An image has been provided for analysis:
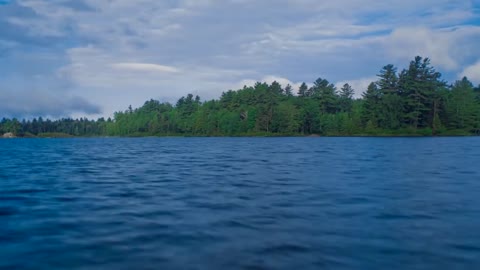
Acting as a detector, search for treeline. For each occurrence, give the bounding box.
[0,117,110,137]
[2,56,480,137]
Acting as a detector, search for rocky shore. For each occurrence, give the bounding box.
[1,132,16,138]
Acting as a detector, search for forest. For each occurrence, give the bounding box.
[2,56,480,137]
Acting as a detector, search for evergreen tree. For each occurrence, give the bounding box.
[339,83,355,113]
[298,82,308,97]
[398,56,444,130]
[377,64,399,95]
[362,82,381,128]
[285,84,294,97]
[376,64,403,129]
[446,77,479,131]
[311,78,338,114]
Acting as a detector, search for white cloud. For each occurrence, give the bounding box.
[460,61,480,84]
[384,26,480,71]
[57,45,257,115]
[335,77,376,98]
[112,63,180,73]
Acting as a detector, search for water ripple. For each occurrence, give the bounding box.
[1,137,480,270]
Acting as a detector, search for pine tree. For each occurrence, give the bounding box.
[339,83,355,113]
[398,56,444,130]
[446,77,478,130]
[377,64,399,95]
[298,82,308,97]
[376,64,403,129]
[311,78,338,114]
[362,82,381,127]
[285,84,294,97]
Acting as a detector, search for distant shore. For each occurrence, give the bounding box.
[2,132,479,139]
[2,56,480,139]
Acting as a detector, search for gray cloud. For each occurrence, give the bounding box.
[0,90,102,118]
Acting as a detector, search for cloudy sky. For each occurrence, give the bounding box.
[1,0,480,118]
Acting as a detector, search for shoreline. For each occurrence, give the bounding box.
[2,133,479,139]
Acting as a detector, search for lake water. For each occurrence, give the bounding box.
[1,137,480,269]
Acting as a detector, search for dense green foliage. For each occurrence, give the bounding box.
[2,56,480,137]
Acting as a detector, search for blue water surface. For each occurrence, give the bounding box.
[1,137,480,270]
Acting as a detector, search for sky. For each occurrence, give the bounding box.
[1,0,480,119]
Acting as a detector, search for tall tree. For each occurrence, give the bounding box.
[376,64,403,129]
[269,81,284,96]
[446,77,479,130]
[284,84,294,97]
[377,64,399,95]
[311,78,338,114]
[298,82,308,97]
[339,83,355,113]
[398,56,444,130]
[362,82,381,128]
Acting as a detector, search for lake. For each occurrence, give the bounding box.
[1,137,480,269]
